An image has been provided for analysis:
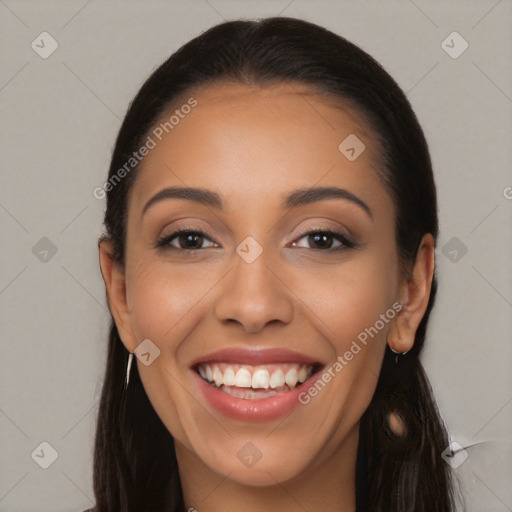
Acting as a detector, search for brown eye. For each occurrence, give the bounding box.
[176,232,205,250]
[292,230,355,250]
[308,232,335,249]
[156,229,216,251]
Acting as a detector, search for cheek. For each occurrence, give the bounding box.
[125,259,216,343]
[123,260,222,445]
[289,253,398,349]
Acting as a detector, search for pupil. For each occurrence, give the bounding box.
[310,233,332,248]
[181,233,202,249]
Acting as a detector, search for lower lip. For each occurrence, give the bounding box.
[192,369,319,422]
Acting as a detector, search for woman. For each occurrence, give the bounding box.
[92,17,460,512]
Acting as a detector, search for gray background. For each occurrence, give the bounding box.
[1,0,511,511]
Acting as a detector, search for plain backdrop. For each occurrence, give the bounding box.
[1,1,511,511]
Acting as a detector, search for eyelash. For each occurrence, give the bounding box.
[155,227,358,253]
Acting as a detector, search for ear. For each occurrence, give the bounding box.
[388,233,435,353]
[98,239,137,353]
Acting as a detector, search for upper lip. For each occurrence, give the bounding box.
[190,347,324,368]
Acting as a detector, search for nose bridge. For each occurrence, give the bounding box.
[213,244,294,332]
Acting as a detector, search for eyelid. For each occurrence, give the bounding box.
[171,225,217,241]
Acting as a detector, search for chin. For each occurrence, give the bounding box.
[197,439,316,487]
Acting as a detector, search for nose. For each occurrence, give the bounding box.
[214,251,294,334]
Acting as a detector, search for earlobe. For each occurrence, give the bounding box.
[388,233,435,353]
[98,239,137,352]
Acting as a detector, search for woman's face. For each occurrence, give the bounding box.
[107,82,404,485]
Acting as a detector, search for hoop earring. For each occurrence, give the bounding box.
[125,352,133,388]
[389,346,409,364]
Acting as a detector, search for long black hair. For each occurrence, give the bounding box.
[94,17,461,511]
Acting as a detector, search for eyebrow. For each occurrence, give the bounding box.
[141,185,373,220]
[283,186,373,219]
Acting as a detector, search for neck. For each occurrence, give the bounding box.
[176,427,359,512]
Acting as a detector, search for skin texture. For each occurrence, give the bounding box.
[99,82,434,512]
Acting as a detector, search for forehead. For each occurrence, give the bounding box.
[129,81,387,212]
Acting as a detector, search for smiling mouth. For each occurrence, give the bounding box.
[194,362,322,399]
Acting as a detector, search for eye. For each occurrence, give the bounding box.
[155,228,356,253]
[290,230,356,250]
[156,229,217,251]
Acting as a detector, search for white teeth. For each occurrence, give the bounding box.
[269,369,285,389]
[223,366,236,386]
[298,366,308,383]
[285,368,298,388]
[213,365,223,387]
[252,369,270,389]
[196,362,315,391]
[235,368,252,388]
[221,387,279,400]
